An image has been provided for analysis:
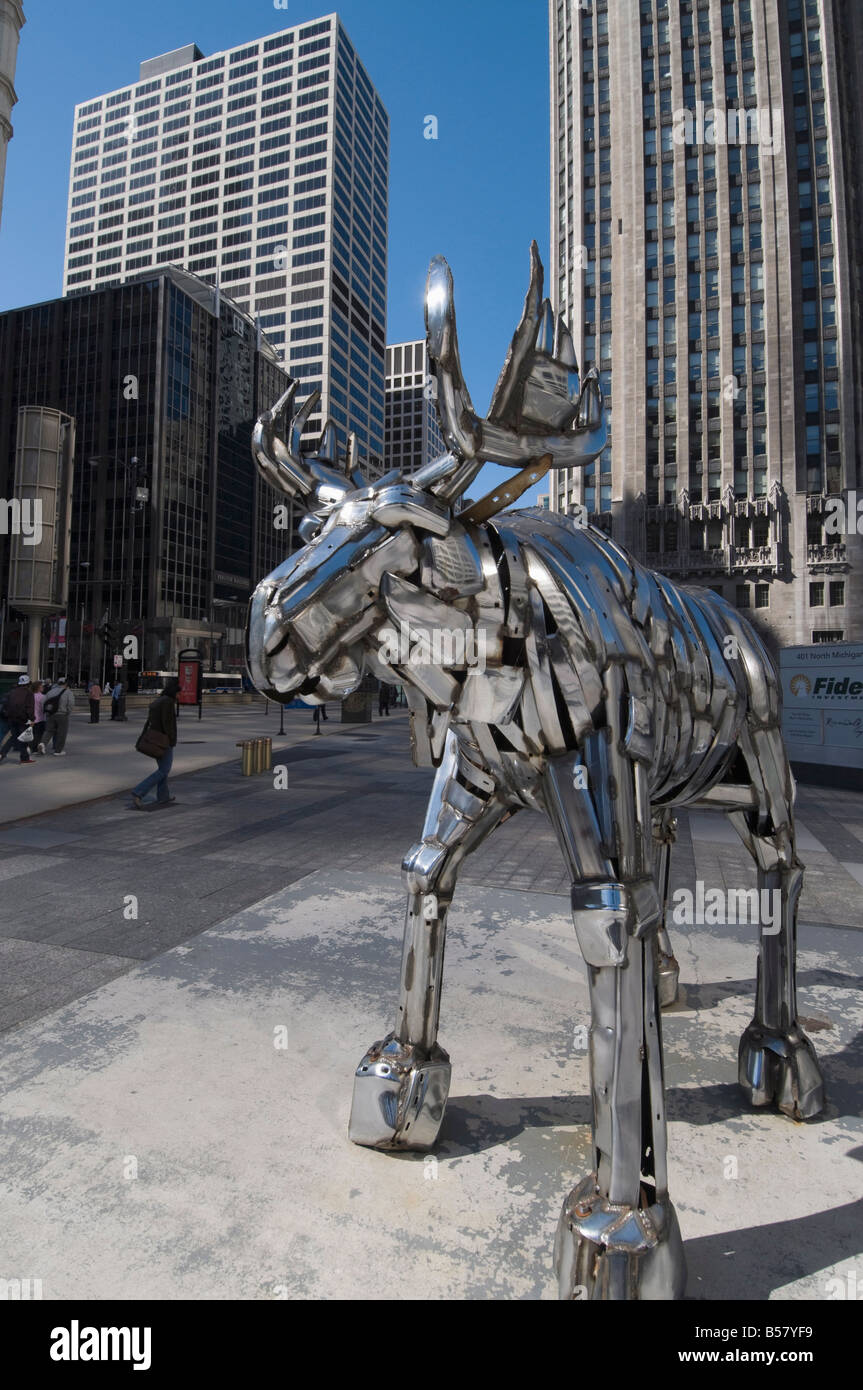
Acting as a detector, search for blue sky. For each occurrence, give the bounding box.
[0,0,551,501]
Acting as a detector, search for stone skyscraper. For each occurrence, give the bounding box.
[0,0,25,232]
[62,14,388,473]
[549,0,862,650]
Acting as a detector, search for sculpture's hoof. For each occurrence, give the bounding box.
[553,1175,687,1300]
[657,952,680,1008]
[738,1022,824,1120]
[348,1033,451,1150]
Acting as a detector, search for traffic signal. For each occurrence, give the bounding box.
[99,619,119,650]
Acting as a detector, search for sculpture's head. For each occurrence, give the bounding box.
[247,242,607,705]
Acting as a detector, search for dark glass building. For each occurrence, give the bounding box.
[0,266,291,680]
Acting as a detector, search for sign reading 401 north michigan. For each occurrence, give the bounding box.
[780,643,863,765]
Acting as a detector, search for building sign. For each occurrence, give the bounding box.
[780,643,863,767]
[213,571,250,588]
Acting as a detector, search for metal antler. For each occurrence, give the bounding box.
[252,381,355,513]
[425,241,607,494]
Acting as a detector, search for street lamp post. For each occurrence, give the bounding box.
[76,562,89,686]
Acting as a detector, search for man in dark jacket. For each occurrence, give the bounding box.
[0,676,36,764]
[130,677,179,809]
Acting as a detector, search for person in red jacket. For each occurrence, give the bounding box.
[88,679,102,723]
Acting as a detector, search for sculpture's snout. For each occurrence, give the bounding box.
[247,584,306,701]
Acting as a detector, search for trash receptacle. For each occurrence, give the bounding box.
[340,674,376,723]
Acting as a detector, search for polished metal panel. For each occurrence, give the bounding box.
[246,241,825,1301]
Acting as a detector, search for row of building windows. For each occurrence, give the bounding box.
[76,27,336,118]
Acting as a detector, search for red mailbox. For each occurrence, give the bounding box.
[177,648,203,720]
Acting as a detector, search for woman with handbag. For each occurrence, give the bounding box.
[130,677,180,809]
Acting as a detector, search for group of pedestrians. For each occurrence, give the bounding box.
[0,675,75,763]
[0,668,179,808]
[87,679,127,722]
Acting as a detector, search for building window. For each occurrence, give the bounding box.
[754,584,769,609]
[812,630,844,643]
[829,581,845,606]
[736,585,750,608]
[809,582,824,607]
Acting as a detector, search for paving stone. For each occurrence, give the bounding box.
[1,716,862,1036]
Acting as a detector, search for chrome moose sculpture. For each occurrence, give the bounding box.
[246,243,824,1300]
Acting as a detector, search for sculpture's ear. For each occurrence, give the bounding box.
[370,484,451,536]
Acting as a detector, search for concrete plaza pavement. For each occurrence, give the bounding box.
[0,699,353,824]
[0,715,861,1299]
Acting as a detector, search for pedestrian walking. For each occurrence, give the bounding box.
[111,679,125,721]
[42,676,75,755]
[88,680,102,723]
[32,680,47,753]
[0,674,36,764]
[378,681,391,717]
[131,676,179,809]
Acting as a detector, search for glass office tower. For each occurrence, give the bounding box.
[62,14,388,475]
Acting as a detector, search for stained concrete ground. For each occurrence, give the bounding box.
[0,712,861,1300]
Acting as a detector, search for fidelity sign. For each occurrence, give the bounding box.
[780,643,863,760]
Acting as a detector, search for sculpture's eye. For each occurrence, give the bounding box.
[298,515,323,544]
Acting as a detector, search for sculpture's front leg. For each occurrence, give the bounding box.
[349,731,509,1150]
[554,922,686,1300]
[543,742,687,1300]
[347,889,454,1151]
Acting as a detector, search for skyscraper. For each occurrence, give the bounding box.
[549,0,862,650]
[384,339,445,475]
[0,0,25,232]
[62,14,388,473]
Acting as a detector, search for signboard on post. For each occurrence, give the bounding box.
[177,648,203,721]
[113,655,122,668]
[780,643,863,771]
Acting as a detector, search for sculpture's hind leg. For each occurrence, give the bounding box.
[349,730,509,1150]
[652,809,680,1007]
[543,734,687,1300]
[729,723,824,1120]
